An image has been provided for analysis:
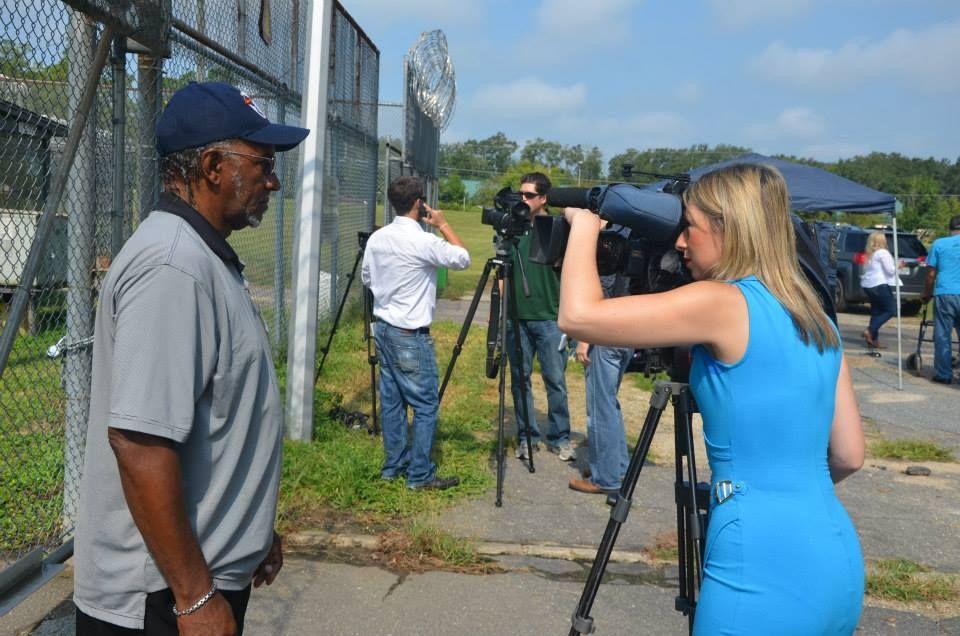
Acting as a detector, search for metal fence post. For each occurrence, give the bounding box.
[137,54,161,222]
[286,0,333,440]
[110,36,127,257]
[273,101,287,357]
[62,12,98,533]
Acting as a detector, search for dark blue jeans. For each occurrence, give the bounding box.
[933,294,960,381]
[506,319,571,445]
[374,323,439,487]
[863,284,896,341]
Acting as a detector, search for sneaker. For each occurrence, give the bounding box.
[932,376,953,385]
[515,440,539,459]
[548,441,577,462]
[408,476,460,490]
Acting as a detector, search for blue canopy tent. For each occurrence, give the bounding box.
[653,153,906,387]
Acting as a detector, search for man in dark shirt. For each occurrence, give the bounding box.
[506,172,574,462]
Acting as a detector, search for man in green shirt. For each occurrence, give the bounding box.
[506,172,574,461]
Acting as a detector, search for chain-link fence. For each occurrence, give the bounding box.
[318,5,379,321]
[0,0,378,609]
[378,101,404,223]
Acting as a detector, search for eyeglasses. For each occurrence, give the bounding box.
[519,191,541,200]
[222,150,276,175]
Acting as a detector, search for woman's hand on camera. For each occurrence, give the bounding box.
[563,207,598,228]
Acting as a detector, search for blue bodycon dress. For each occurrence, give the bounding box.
[689,276,864,635]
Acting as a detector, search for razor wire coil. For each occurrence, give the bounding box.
[406,30,455,131]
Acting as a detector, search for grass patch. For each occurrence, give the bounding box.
[645,531,679,562]
[281,318,501,531]
[866,559,959,602]
[631,371,669,393]
[435,207,496,301]
[0,328,68,553]
[868,439,955,462]
[374,520,498,573]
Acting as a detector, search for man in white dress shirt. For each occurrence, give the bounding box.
[361,176,471,489]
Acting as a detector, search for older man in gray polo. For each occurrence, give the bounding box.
[73,82,308,635]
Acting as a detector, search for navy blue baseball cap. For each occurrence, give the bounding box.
[156,82,309,156]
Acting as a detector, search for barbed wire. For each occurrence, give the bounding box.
[406,30,455,131]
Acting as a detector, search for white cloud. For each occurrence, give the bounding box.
[751,19,960,93]
[707,0,814,30]
[535,0,640,43]
[470,78,587,117]
[745,107,825,141]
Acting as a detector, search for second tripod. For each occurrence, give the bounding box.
[437,241,538,507]
[314,231,379,435]
[570,381,710,636]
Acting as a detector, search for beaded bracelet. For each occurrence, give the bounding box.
[172,583,218,617]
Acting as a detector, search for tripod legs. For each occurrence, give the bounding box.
[363,288,379,435]
[569,382,707,636]
[315,246,362,383]
[314,244,379,435]
[438,259,495,404]
[435,254,537,507]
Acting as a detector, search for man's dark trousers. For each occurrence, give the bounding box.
[75,586,251,635]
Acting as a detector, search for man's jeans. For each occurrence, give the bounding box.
[374,323,438,487]
[933,294,960,381]
[863,284,896,341]
[506,319,570,446]
[585,344,632,490]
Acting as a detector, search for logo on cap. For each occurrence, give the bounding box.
[241,91,266,119]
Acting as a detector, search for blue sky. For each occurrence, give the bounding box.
[345,0,960,164]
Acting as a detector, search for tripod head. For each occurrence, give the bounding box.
[358,228,376,250]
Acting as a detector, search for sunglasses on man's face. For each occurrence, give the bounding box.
[222,150,276,176]
[519,191,541,200]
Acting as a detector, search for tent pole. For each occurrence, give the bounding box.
[892,212,903,390]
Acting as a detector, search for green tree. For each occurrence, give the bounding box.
[581,146,604,182]
[0,38,36,77]
[520,137,563,168]
[439,131,518,178]
[439,172,466,208]
[607,144,751,184]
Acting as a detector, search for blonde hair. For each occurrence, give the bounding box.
[682,163,839,351]
[865,231,887,259]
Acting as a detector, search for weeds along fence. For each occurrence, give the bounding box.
[0,0,378,609]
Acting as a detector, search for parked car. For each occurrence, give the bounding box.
[834,225,929,314]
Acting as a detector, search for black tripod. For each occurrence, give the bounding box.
[314,231,379,435]
[437,239,537,507]
[570,381,710,635]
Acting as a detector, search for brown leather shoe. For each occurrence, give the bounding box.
[568,478,613,494]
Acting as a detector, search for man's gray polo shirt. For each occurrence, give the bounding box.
[74,194,283,629]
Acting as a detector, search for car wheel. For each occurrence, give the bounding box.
[834,280,848,313]
[901,300,923,317]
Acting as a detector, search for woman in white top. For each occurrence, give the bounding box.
[860,231,899,348]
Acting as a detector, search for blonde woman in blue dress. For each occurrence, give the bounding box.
[558,163,866,635]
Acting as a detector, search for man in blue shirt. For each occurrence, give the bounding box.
[922,214,960,384]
